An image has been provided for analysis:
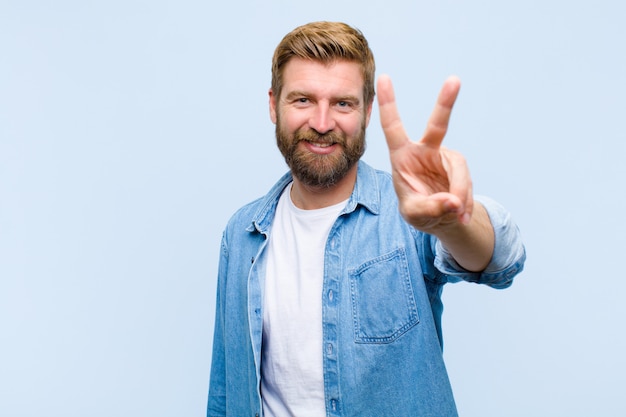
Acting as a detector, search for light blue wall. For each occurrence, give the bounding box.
[2,1,625,415]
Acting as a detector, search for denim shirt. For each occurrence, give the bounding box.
[207,161,526,417]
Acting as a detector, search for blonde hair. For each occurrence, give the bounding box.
[271,21,376,105]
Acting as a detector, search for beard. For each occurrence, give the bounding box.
[276,117,367,188]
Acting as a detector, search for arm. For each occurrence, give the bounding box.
[207,234,228,416]
[377,75,493,271]
[433,195,526,287]
[433,201,494,272]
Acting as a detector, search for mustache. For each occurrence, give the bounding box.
[294,129,345,145]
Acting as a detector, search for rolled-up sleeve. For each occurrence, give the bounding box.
[433,196,526,289]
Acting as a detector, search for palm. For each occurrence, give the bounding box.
[392,142,449,195]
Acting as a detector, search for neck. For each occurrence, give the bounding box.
[290,166,357,210]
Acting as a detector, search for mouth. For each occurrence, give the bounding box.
[301,139,338,155]
[307,140,334,148]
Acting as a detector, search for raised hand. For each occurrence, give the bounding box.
[377,74,472,233]
[377,74,494,271]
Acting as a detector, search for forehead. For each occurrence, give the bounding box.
[280,58,364,100]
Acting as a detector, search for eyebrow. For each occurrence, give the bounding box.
[284,91,308,101]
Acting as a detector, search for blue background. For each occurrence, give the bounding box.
[2,1,625,415]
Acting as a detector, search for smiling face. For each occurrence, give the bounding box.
[270,58,372,189]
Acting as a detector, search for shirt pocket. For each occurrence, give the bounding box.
[348,247,420,344]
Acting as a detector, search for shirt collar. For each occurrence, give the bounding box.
[248,160,381,233]
[345,161,380,216]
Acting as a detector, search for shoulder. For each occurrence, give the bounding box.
[223,171,293,236]
[224,196,264,231]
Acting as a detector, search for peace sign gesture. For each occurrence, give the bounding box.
[377,75,494,271]
[378,75,470,230]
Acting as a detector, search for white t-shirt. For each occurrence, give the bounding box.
[261,183,347,417]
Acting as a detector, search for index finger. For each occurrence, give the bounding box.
[421,76,461,148]
[377,74,409,151]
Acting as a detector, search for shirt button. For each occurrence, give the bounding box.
[331,399,338,411]
[328,290,334,301]
[326,343,333,355]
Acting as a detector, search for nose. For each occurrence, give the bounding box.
[309,102,336,134]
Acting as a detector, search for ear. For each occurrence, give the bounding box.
[269,88,277,124]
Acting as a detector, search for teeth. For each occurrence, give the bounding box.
[309,141,332,148]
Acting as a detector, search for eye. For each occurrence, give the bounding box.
[291,97,311,108]
[336,100,355,111]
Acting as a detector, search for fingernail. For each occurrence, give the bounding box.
[443,201,457,213]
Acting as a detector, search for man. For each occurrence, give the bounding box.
[208,21,525,417]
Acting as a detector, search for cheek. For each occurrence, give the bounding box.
[279,111,310,133]
[340,116,366,137]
